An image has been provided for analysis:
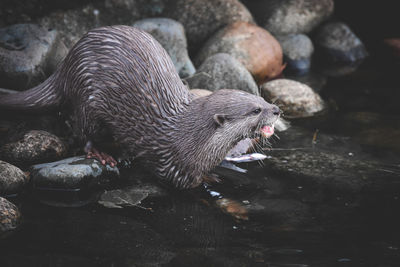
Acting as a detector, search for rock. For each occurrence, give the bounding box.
[196,22,284,83]
[99,184,167,209]
[162,0,254,53]
[262,125,400,198]
[187,53,259,95]
[30,155,119,190]
[36,5,104,50]
[276,34,314,76]
[313,22,368,76]
[0,197,21,237]
[0,160,28,196]
[0,23,67,90]
[264,149,387,194]
[242,0,334,35]
[190,89,212,98]
[132,18,195,78]
[0,130,67,165]
[36,1,159,50]
[261,79,325,118]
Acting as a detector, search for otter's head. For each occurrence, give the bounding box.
[199,89,280,144]
[165,89,281,188]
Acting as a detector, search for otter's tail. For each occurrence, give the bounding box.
[0,74,62,113]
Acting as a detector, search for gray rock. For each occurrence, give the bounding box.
[99,184,167,209]
[0,24,67,90]
[0,130,67,165]
[265,149,385,194]
[36,1,159,50]
[0,160,28,196]
[162,0,254,52]
[261,79,325,118]
[132,18,195,78]
[276,34,314,76]
[0,197,21,237]
[186,53,259,95]
[30,156,120,190]
[261,125,400,198]
[242,0,334,35]
[37,5,104,50]
[313,22,368,76]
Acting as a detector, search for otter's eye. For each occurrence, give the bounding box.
[252,108,262,115]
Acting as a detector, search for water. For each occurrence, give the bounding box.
[1,61,400,266]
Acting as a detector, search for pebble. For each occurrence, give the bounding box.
[276,33,314,76]
[162,0,254,53]
[196,21,284,83]
[0,130,67,165]
[0,197,21,237]
[132,18,195,78]
[313,22,368,76]
[186,53,259,95]
[261,79,325,118]
[30,155,120,190]
[0,160,28,196]
[0,23,67,90]
[242,0,334,35]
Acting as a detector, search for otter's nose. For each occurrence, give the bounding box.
[271,105,281,116]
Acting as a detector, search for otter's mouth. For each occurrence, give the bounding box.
[259,124,275,138]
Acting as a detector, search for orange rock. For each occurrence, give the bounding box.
[196,21,284,83]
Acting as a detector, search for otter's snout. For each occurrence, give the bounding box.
[265,104,281,118]
[271,105,281,116]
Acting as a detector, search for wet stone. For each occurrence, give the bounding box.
[37,5,105,50]
[0,23,67,90]
[162,0,254,53]
[30,156,120,190]
[261,79,325,118]
[99,184,167,209]
[186,53,259,95]
[133,18,195,78]
[242,0,334,35]
[0,130,67,166]
[313,22,368,76]
[0,197,21,237]
[264,149,388,195]
[0,160,28,196]
[196,21,284,83]
[276,34,314,76]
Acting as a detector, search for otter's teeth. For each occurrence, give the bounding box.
[261,125,274,138]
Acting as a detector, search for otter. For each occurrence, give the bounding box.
[0,25,280,189]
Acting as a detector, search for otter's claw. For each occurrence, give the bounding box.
[85,141,117,167]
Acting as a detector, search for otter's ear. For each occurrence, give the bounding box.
[213,114,226,127]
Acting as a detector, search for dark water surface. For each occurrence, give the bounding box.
[1,62,400,266]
